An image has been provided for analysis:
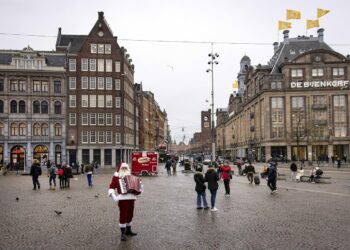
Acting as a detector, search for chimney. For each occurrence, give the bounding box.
[98,11,104,20]
[283,30,290,43]
[58,27,61,35]
[317,28,324,42]
[273,42,279,53]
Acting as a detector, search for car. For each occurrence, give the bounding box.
[203,159,211,165]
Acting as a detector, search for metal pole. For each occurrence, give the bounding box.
[211,43,216,163]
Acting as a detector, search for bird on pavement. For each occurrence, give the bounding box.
[94,194,99,198]
[66,196,72,199]
[54,210,62,215]
[16,197,19,201]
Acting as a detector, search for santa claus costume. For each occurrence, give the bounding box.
[108,163,143,241]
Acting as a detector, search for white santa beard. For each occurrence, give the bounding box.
[119,169,131,178]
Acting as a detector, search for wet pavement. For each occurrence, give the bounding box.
[0,164,350,250]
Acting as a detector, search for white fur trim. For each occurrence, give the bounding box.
[126,222,132,226]
[108,189,116,197]
[119,224,126,228]
[120,163,129,169]
[113,172,119,177]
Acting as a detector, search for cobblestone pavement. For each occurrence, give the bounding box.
[0,164,350,250]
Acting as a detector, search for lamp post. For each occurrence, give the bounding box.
[206,43,219,163]
[293,113,301,164]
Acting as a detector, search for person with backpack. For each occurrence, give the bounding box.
[30,159,42,190]
[245,161,256,184]
[193,167,209,210]
[290,162,298,182]
[220,161,232,196]
[57,166,64,188]
[204,165,220,212]
[267,162,277,194]
[64,164,73,188]
[85,163,94,188]
[48,164,58,190]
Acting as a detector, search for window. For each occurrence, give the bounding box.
[0,100,3,113]
[98,131,104,143]
[69,59,76,71]
[98,44,104,54]
[334,95,346,107]
[98,59,104,72]
[82,113,88,125]
[19,101,26,113]
[98,95,104,108]
[105,77,113,90]
[106,132,112,144]
[33,80,41,92]
[54,80,61,93]
[54,101,61,114]
[106,113,112,125]
[90,95,96,108]
[90,131,96,143]
[106,59,112,72]
[0,123,3,136]
[11,123,18,136]
[41,123,49,136]
[82,95,88,107]
[271,97,284,138]
[115,115,121,126]
[10,80,18,91]
[116,133,121,144]
[333,68,344,76]
[19,123,26,136]
[81,58,88,71]
[55,123,62,136]
[98,113,104,125]
[33,101,40,114]
[69,77,76,90]
[291,69,303,77]
[91,44,97,54]
[18,80,26,92]
[82,131,88,144]
[82,77,88,89]
[313,96,326,105]
[115,61,121,72]
[312,68,324,77]
[33,123,40,136]
[271,81,282,89]
[98,77,104,90]
[69,95,76,108]
[41,101,48,114]
[115,79,121,90]
[105,44,111,54]
[10,100,17,113]
[106,95,112,108]
[115,97,121,108]
[0,79,3,91]
[90,77,96,89]
[291,97,304,108]
[41,81,48,92]
[90,59,96,71]
[90,113,96,125]
[69,113,76,125]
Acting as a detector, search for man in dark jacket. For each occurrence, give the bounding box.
[267,163,277,194]
[204,166,219,212]
[290,162,298,182]
[30,159,42,190]
[194,168,209,209]
[165,159,172,176]
[64,164,73,188]
[245,161,256,184]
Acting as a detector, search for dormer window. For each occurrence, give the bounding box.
[291,69,303,78]
[312,68,324,77]
[98,44,104,54]
[290,49,295,55]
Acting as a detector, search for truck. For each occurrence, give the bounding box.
[131,151,158,176]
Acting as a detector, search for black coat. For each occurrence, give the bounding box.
[204,168,219,190]
[30,164,42,177]
[194,173,206,192]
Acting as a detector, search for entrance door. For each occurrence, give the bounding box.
[11,145,25,170]
[69,150,77,166]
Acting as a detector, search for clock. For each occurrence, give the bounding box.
[98,31,104,37]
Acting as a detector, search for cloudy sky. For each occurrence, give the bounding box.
[0,0,349,143]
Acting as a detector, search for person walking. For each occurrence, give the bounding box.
[165,159,172,176]
[57,166,64,188]
[30,159,42,190]
[64,164,73,188]
[267,163,277,194]
[204,165,219,212]
[193,167,209,210]
[85,163,94,188]
[221,161,232,196]
[172,158,177,175]
[290,162,298,182]
[48,164,58,190]
[245,161,256,184]
[81,163,85,174]
[94,161,99,175]
[108,163,143,242]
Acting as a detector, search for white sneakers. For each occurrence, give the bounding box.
[211,207,218,212]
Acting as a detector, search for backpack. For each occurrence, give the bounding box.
[50,167,56,176]
[58,168,64,177]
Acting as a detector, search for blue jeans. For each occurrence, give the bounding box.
[209,189,217,208]
[87,174,92,187]
[196,191,208,208]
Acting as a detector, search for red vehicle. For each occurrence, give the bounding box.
[131,151,158,176]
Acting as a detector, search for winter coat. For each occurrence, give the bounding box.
[165,160,172,170]
[64,166,73,178]
[30,164,42,177]
[290,163,297,172]
[49,166,58,177]
[85,164,93,174]
[194,172,206,192]
[204,168,219,190]
[268,165,277,180]
[220,165,231,180]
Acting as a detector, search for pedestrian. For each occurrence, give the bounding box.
[94,161,99,175]
[267,163,277,194]
[108,163,143,242]
[204,165,219,212]
[245,161,256,184]
[81,163,85,174]
[64,164,73,188]
[48,164,57,190]
[290,162,298,182]
[58,166,64,188]
[30,159,42,190]
[165,159,172,176]
[301,159,305,169]
[337,158,341,168]
[15,162,20,176]
[221,161,232,196]
[172,158,177,175]
[85,163,93,188]
[193,167,209,210]
[237,162,243,175]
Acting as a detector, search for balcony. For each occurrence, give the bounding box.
[312,104,327,110]
[313,120,327,126]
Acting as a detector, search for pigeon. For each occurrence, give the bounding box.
[16,197,19,201]
[66,196,72,199]
[94,194,99,198]
[54,210,62,215]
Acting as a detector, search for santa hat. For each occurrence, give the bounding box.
[116,162,130,172]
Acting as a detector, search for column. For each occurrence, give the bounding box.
[100,148,105,167]
[89,148,94,164]
[112,148,116,167]
[307,145,312,161]
[49,141,54,162]
[287,145,292,162]
[266,146,271,161]
[4,141,9,164]
[77,148,82,165]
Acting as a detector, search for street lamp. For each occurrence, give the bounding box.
[292,113,301,164]
[206,43,219,163]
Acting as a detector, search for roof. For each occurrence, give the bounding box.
[241,55,251,62]
[56,35,87,53]
[0,51,66,67]
[0,54,12,64]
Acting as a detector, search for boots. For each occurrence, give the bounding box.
[126,226,137,236]
[120,228,127,241]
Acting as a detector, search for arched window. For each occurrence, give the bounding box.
[19,100,26,113]
[19,123,26,136]
[41,123,48,136]
[0,100,3,113]
[10,123,18,136]
[54,123,62,136]
[41,101,48,114]
[10,100,17,113]
[33,123,41,136]
[33,101,40,114]
[54,101,61,114]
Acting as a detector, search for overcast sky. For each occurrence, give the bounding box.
[0,0,349,143]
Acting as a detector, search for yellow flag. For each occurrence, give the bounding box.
[306,19,320,30]
[278,21,292,30]
[317,8,330,18]
[232,80,238,89]
[287,9,301,20]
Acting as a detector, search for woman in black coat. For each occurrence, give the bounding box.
[194,167,209,209]
[30,159,42,190]
[204,166,219,212]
